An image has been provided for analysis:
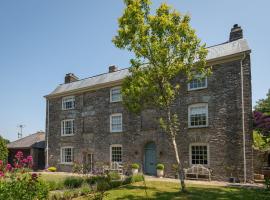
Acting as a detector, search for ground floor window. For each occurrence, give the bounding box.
[190,144,208,165]
[110,145,122,163]
[61,147,73,164]
[83,153,94,172]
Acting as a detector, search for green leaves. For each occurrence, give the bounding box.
[114,0,209,136]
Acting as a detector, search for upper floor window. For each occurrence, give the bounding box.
[110,113,122,132]
[61,119,75,136]
[190,144,209,165]
[188,103,208,128]
[61,147,73,164]
[110,87,122,102]
[62,96,75,110]
[110,145,122,163]
[188,75,207,91]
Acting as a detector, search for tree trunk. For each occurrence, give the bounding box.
[172,137,186,192]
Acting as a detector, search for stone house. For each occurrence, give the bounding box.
[45,24,253,181]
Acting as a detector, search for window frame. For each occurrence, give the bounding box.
[110,144,122,163]
[188,75,208,91]
[110,113,123,133]
[60,146,74,165]
[189,143,210,166]
[188,103,208,128]
[110,86,122,103]
[62,96,75,110]
[61,119,75,136]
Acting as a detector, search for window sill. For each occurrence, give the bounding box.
[188,125,208,129]
[61,134,75,137]
[60,162,73,165]
[188,87,207,91]
[110,100,122,103]
[110,131,123,133]
[62,108,75,111]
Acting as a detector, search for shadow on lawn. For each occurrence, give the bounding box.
[111,185,270,200]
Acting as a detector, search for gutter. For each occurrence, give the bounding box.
[240,53,247,183]
[45,99,49,168]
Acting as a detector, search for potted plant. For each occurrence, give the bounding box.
[131,163,140,174]
[156,164,164,178]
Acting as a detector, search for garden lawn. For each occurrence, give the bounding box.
[39,173,69,183]
[77,181,269,200]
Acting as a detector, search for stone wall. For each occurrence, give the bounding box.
[46,56,253,182]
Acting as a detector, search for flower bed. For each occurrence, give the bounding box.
[0,151,49,200]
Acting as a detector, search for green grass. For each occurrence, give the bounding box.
[39,173,68,183]
[78,181,270,200]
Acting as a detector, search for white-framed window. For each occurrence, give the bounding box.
[61,119,75,136]
[110,113,122,132]
[188,75,207,91]
[110,145,122,163]
[62,96,75,110]
[190,143,209,166]
[61,147,73,164]
[110,87,122,102]
[188,103,208,128]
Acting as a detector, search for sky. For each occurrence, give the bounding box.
[0,0,269,141]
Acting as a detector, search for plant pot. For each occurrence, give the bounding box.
[132,168,138,175]
[157,169,164,178]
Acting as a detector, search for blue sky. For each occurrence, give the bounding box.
[0,0,269,141]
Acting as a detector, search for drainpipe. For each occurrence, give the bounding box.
[240,53,247,183]
[45,99,49,169]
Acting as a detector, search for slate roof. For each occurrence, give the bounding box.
[46,38,250,98]
[7,132,45,149]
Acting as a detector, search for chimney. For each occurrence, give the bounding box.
[229,24,243,42]
[65,73,79,84]
[109,65,118,73]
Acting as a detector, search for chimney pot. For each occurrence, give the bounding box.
[229,24,243,42]
[109,65,118,73]
[65,73,79,84]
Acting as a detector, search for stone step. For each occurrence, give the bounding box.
[254,179,265,184]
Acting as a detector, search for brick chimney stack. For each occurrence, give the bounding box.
[229,24,243,42]
[65,73,79,84]
[109,65,118,73]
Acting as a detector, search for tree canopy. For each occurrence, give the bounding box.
[0,135,8,162]
[113,0,209,114]
[254,89,270,115]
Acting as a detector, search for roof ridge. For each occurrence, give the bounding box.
[60,67,130,86]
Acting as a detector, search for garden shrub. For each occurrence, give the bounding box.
[109,180,123,188]
[156,163,165,170]
[265,177,270,190]
[0,172,49,200]
[64,176,84,188]
[47,180,65,191]
[0,151,49,200]
[48,166,57,172]
[131,173,144,183]
[85,175,109,185]
[108,171,121,180]
[123,174,144,184]
[131,163,140,169]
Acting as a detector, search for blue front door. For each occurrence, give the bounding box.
[144,142,156,175]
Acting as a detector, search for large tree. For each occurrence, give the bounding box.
[113,0,209,191]
[254,89,270,115]
[0,135,8,162]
